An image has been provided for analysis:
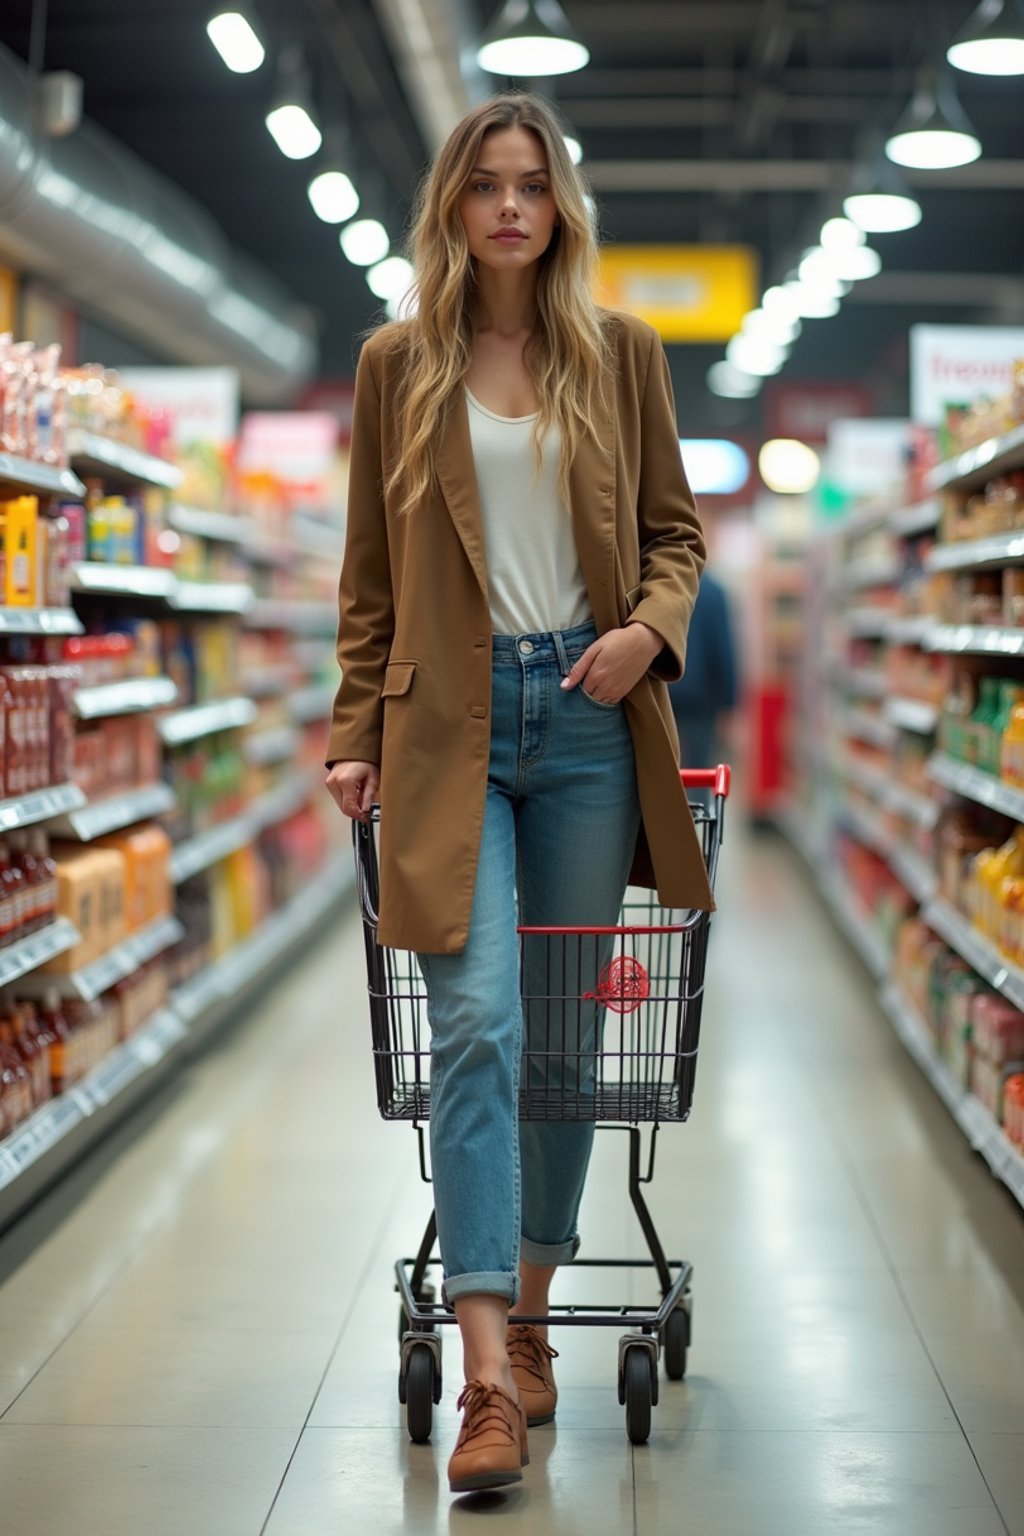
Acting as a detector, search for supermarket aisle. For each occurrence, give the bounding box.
[1,823,1024,1536]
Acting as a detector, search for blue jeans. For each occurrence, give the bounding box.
[417,622,641,1305]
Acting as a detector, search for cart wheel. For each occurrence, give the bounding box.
[662,1308,690,1381]
[623,1346,654,1444]
[397,1283,437,1347]
[404,1344,436,1444]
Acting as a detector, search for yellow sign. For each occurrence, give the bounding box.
[596,245,757,343]
[0,265,18,334]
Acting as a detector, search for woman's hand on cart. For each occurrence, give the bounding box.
[559,622,664,705]
[326,760,380,822]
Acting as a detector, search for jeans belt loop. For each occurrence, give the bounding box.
[552,628,571,678]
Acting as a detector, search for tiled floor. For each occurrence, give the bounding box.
[1,825,1023,1534]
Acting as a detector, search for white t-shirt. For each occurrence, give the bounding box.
[465,387,593,636]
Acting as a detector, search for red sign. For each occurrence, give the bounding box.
[764,382,872,444]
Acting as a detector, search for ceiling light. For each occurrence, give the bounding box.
[948,0,1024,75]
[367,255,415,301]
[762,285,803,323]
[308,170,359,224]
[477,0,590,76]
[885,67,981,169]
[679,439,750,496]
[830,243,882,280]
[797,248,851,295]
[820,217,864,251]
[759,439,821,495]
[341,218,390,266]
[726,334,788,377]
[265,50,321,160]
[784,281,841,319]
[564,135,583,165]
[207,6,265,73]
[742,307,801,345]
[707,360,761,399]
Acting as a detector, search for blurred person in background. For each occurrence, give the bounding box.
[668,569,739,778]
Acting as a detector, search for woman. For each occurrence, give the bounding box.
[326,90,710,1494]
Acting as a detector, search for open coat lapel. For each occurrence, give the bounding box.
[434,392,489,600]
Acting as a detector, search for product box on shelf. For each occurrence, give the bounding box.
[41,845,126,973]
[94,825,171,932]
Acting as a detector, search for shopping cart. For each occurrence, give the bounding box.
[352,764,730,1445]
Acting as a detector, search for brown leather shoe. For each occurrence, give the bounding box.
[507,1323,559,1426]
[447,1380,529,1493]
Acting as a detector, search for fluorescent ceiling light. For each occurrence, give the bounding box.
[564,135,583,165]
[759,438,821,495]
[885,68,981,169]
[707,361,761,399]
[207,8,265,73]
[726,333,787,376]
[267,105,322,160]
[820,217,864,251]
[948,0,1024,75]
[477,0,590,76]
[308,170,359,224]
[341,218,390,266]
[367,255,415,301]
[679,439,750,496]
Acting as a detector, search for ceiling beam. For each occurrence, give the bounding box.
[568,96,899,128]
[585,160,1024,192]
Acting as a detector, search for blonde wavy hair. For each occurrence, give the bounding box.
[376,91,614,518]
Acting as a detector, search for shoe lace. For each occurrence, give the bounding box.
[455,1381,518,1449]
[507,1324,559,1387]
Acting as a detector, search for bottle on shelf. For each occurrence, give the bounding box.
[28,831,57,929]
[40,987,74,1098]
[0,1007,34,1132]
[1001,689,1024,787]
[8,831,41,936]
[10,997,51,1108]
[968,677,1001,773]
[0,836,27,947]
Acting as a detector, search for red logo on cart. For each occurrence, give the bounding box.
[584,956,650,1014]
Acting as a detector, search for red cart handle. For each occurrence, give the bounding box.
[680,764,731,799]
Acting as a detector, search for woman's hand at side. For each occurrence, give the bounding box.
[559,623,664,705]
[325,760,380,822]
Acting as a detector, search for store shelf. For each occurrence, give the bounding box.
[824,873,889,979]
[927,752,1024,820]
[879,982,966,1119]
[885,780,940,830]
[838,796,890,857]
[0,452,86,500]
[890,499,940,538]
[0,606,84,636]
[66,430,182,490]
[0,782,87,833]
[241,667,294,699]
[958,1096,1024,1209]
[0,1007,189,1215]
[884,697,939,734]
[889,842,938,904]
[925,623,1024,657]
[70,562,178,601]
[841,666,888,700]
[47,781,177,841]
[14,913,185,1003]
[0,918,81,989]
[291,514,343,558]
[170,812,253,885]
[173,859,351,1032]
[841,705,895,750]
[290,684,335,725]
[244,725,300,767]
[843,557,901,593]
[245,599,337,635]
[246,535,297,568]
[167,505,251,544]
[158,695,258,747]
[925,532,1024,574]
[74,676,178,720]
[847,607,893,638]
[170,581,254,615]
[924,896,1024,1012]
[929,422,1024,494]
[887,615,936,646]
[845,755,891,802]
[251,771,315,830]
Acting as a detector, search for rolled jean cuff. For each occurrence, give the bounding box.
[443,1270,520,1306]
[520,1233,581,1267]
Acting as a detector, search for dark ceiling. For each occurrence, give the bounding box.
[1,0,1022,431]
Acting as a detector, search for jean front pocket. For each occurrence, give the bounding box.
[578,684,622,711]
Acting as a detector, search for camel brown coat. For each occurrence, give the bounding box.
[327,308,713,953]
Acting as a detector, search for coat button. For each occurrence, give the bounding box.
[471,705,487,718]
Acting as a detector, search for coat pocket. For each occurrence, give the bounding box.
[381,660,417,697]
[625,583,643,614]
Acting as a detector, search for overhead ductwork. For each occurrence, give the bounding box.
[0,40,316,403]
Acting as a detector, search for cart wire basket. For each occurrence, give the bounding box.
[352,765,730,1446]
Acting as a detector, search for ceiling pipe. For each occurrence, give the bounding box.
[0,39,316,403]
